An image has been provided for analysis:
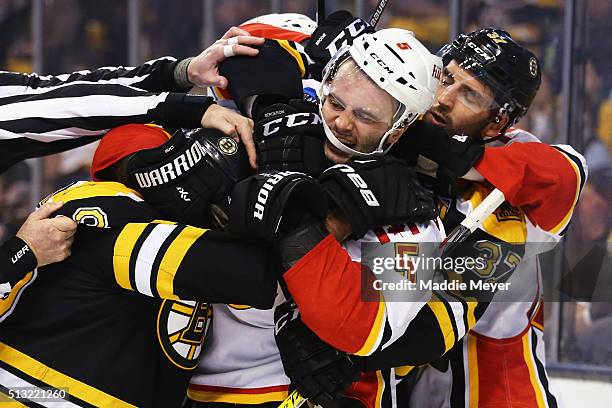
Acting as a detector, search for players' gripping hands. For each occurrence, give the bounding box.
[254,100,331,177]
[319,157,439,238]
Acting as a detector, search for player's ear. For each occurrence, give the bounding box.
[482,114,509,138]
[387,127,405,145]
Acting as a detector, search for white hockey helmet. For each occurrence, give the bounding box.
[242,13,317,36]
[318,28,443,157]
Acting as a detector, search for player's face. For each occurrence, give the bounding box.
[321,60,399,163]
[424,60,497,138]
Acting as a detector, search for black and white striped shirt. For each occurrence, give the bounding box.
[0,56,214,174]
[0,57,214,295]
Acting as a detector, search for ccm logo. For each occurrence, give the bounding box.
[334,164,380,207]
[262,113,322,137]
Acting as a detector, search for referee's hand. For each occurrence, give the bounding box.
[16,201,77,267]
[188,26,264,89]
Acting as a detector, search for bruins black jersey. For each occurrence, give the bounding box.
[0,181,279,407]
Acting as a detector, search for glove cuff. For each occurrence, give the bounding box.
[275,220,329,269]
[0,236,38,288]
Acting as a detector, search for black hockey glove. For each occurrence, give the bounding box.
[228,170,327,241]
[318,157,439,239]
[274,300,360,408]
[255,99,331,177]
[120,128,236,228]
[390,121,484,192]
[304,10,374,80]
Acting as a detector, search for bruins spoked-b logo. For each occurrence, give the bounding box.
[157,300,212,369]
[217,136,238,155]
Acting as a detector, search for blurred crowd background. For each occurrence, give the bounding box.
[1,0,610,378]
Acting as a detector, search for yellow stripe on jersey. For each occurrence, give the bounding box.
[113,223,149,290]
[0,272,34,320]
[277,40,306,78]
[375,370,384,408]
[466,301,478,332]
[228,304,252,310]
[187,389,288,404]
[522,332,547,408]
[0,342,135,407]
[156,226,207,299]
[466,186,527,243]
[354,294,386,356]
[395,365,415,377]
[152,220,177,225]
[428,294,456,353]
[48,181,142,205]
[550,149,582,235]
[467,334,479,408]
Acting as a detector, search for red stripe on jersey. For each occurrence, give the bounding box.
[408,223,420,235]
[283,235,381,354]
[474,141,579,232]
[239,23,311,43]
[374,227,390,244]
[472,329,541,407]
[345,371,380,408]
[188,384,289,394]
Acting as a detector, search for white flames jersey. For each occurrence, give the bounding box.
[188,220,445,404]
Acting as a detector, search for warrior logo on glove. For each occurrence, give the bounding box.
[253,171,299,220]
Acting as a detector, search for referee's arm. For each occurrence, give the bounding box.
[0,79,215,174]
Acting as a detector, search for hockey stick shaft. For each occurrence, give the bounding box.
[439,188,506,255]
[317,0,325,25]
[368,0,390,27]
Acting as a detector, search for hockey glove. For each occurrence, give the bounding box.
[228,170,327,241]
[318,157,439,239]
[390,120,484,180]
[274,300,360,408]
[255,99,332,177]
[120,128,234,228]
[304,10,374,80]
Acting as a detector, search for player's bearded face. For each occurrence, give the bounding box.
[424,60,498,138]
[321,60,398,163]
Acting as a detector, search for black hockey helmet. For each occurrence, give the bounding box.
[438,28,541,131]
